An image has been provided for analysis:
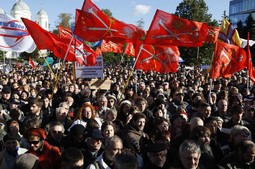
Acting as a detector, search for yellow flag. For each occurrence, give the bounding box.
[218,19,242,47]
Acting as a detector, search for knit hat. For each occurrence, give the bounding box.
[28,128,47,140]
[14,153,39,169]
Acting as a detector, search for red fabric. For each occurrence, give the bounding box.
[135,43,180,73]
[28,57,35,68]
[75,0,146,43]
[22,18,77,62]
[100,40,123,54]
[124,42,135,56]
[27,141,61,169]
[22,18,96,66]
[144,9,208,47]
[211,41,247,79]
[247,33,255,83]
[205,26,220,43]
[58,26,97,66]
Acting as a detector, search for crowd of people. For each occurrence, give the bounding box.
[0,63,255,169]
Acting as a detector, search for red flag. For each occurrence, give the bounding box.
[211,41,247,79]
[74,8,118,42]
[124,42,135,57]
[58,26,97,66]
[29,57,35,68]
[205,26,220,43]
[100,40,123,54]
[75,0,146,43]
[247,32,255,83]
[135,43,180,73]
[144,9,208,47]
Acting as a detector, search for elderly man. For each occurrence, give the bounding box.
[178,140,202,169]
[143,142,168,169]
[86,135,123,169]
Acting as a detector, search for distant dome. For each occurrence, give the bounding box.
[0,8,5,14]
[37,9,48,16]
[17,0,30,11]
[11,3,23,12]
[11,0,30,12]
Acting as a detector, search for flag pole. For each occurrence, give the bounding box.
[196,47,200,77]
[53,35,74,96]
[247,32,250,92]
[39,51,57,81]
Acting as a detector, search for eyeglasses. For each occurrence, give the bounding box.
[28,140,41,145]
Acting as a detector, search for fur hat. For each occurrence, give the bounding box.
[28,128,47,140]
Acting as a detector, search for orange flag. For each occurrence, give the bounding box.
[211,41,247,79]
[135,43,180,73]
[144,9,208,47]
[205,26,220,43]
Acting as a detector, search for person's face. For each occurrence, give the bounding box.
[197,134,211,147]
[200,106,211,118]
[158,121,169,132]
[175,94,184,102]
[83,107,92,119]
[206,121,218,135]
[105,141,123,162]
[137,101,147,112]
[100,98,108,108]
[108,99,115,107]
[43,98,50,107]
[123,104,130,114]
[218,100,228,113]
[103,125,114,138]
[180,151,200,169]
[28,135,43,152]
[234,133,250,145]
[56,108,68,121]
[21,92,28,99]
[69,85,75,92]
[148,150,167,168]
[5,140,18,152]
[232,112,243,124]
[89,138,102,151]
[155,109,164,118]
[134,118,146,131]
[9,122,19,132]
[30,104,40,115]
[50,125,64,141]
[105,111,115,121]
[242,146,255,165]
[2,92,11,100]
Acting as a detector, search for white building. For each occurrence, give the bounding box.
[1,0,49,58]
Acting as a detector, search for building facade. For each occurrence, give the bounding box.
[229,0,255,27]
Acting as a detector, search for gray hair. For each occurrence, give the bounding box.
[105,135,122,149]
[179,140,201,157]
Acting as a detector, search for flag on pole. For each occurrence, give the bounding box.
[211,41,247,79]
[22,18,88,64]
[218,19,242,47]
[0,14,36,52]
[135,43,180,73]
[144,9,208,47]
[58,26,97,66]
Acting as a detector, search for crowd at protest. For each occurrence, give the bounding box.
[0,63,255,169]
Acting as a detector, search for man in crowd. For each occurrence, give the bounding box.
[86,135,123,169]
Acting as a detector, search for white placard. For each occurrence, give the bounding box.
[75,55,104,79]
